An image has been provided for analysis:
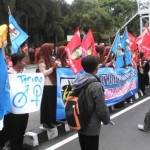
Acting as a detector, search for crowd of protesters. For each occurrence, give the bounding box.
[1,41,150,150]
[5,41,150,104]
[5,41,150,101]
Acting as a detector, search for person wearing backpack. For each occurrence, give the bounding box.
[72,55,110,150]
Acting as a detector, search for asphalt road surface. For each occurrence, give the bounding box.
[32,96,150,150]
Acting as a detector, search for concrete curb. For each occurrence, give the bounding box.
[24,122,70,147]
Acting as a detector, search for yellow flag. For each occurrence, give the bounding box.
[0,24,8,48]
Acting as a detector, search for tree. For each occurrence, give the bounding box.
[64,0,137,43]
[0,0,138,45]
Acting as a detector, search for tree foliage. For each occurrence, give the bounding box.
[0,0,138,45]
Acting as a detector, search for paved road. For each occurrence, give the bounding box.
[35,96,150,150]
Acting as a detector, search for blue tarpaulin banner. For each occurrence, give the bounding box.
[56,67,138,120]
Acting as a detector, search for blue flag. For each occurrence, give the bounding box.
[9,15,28,54]
[111,32,121,55]
[121,29,132,65]
[124,48,132,66]
[115,52,125,68]
[0,48,11,119]
[121,28,128,50]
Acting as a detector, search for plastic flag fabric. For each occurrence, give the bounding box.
[140,33,150,59]
[0,48,11,119]
[111,32,121,55]
[128,32,137,51]
[115,52,125,68]
[9,15,28,54]
[136,27,150,45]
[81,29,96,56]
[65,29,82,73]
[121,29,132,66]
[121,28,128,50]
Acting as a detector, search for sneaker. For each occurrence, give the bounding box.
[137,124,146,131]
[129,98,133,104]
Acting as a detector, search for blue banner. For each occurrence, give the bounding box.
[56,67,138,120]
[0,49,11,119]
[97,67,138,106]
[9,15,28,54]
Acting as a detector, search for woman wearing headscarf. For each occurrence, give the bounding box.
[37,43,58,128]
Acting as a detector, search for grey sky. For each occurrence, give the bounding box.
[65,0,74,4]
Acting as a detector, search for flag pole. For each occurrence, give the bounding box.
[8,5,11,15]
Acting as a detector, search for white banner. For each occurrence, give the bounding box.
[0,119,3,130]
[137,0,150,14]
[9,73,44,114]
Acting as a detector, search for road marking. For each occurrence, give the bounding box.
[45,96,150,150]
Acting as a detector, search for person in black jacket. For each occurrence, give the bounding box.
[72,55,110,150]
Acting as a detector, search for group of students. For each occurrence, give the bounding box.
[0,41,150,150]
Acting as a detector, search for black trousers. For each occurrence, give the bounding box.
[40,85,56,127]
[138,72,145,94]
[144,109,150,131]
[78,133,99,150]
[0,113,29,150]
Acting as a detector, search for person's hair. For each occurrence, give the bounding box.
[11,53,25,66]
[57,46,68,67]
[81,55,99,73]
[95,45,105,54]
[39,43,54,69]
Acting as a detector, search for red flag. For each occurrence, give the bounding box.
[136,27,150,45]
[81,29,96,56]
[128,32,137,51]
[126,32,138,66]
[140,33,150,59]
[65,29,83,73]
